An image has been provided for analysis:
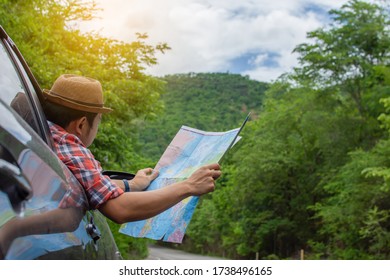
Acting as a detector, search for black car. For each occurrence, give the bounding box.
[0,25,122,260]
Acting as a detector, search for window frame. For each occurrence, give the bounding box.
[0,27,54,150]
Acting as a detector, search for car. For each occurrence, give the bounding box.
[0,25,126,260]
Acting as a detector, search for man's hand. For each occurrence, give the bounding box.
[130,168,159,191]
[185,163,222,196]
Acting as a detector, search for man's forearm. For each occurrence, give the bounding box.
[98,180,192,224]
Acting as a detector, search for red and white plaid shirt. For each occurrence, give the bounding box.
[49,122,123,210]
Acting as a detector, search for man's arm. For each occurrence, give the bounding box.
[99,163,221,224]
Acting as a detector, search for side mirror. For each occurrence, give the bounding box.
[102,170,135,180]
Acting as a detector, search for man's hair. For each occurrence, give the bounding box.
[43,100,97,128]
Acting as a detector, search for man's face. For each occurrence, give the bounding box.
[82,113,102,147]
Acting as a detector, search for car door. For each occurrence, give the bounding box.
[0,26,120,260]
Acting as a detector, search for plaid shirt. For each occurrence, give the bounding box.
[49,122,123,210]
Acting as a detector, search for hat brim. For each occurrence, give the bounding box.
[42,89,113,114]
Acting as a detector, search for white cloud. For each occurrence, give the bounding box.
[78,0,363,82]
[249,53,269,67]
[243,50,300,82]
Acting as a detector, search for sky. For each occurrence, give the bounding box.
[78,0,373,83]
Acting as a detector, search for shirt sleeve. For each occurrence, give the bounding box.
[58,134,124,210]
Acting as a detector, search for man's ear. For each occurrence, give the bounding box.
[67,117,88,138]
[75,116,88,136]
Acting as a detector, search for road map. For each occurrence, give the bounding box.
[119,115,249,243]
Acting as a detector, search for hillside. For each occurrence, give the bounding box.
[137,72,268,161]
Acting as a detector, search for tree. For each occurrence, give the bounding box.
[293,0,389,119]
[311,67,390,259]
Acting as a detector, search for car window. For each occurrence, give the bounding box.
[0,41,39,133]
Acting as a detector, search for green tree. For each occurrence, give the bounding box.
[184,0,389,259]
[293,0,389,119]
[311,67,390,259]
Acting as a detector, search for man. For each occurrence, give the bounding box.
[42,74,221,224]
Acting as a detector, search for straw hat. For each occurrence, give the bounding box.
[42,74,112,113]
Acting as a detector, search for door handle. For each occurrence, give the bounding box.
[0,159,32,215]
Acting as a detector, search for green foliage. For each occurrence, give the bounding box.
[309,60,390,259]
[182,0,390,259]
[190,84,364,259]
[312,140,390,259]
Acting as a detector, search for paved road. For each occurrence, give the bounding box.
[146,245,224,260]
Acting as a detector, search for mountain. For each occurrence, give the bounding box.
[137,72,268,161]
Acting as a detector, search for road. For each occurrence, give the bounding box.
[146,244,224,260]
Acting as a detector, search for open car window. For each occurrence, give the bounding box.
[0,33,54,150]
[0,41,40,133]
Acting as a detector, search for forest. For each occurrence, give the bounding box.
[0,0,389,259]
